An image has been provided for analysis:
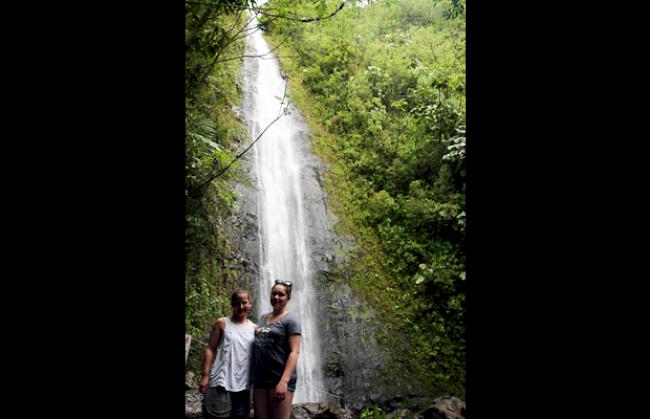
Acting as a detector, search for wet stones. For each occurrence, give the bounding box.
[291,402,354,419]
[421,396,466,419]
[185,389,203,419]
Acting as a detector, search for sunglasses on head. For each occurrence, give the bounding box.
[274,279,293,287]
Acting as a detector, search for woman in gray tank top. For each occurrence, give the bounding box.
[253,280,302,419]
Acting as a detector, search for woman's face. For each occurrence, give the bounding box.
[270,285,289,311]
[231,293,252,320]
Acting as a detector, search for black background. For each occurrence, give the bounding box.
[6,1,642,417]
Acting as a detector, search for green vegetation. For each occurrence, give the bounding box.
[263,0,466,397]
[361,404,388,419]
[184,0,465,400]
[360,402,422,419]
[185,1,252,371]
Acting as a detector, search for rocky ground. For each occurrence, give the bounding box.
[185,373,465,419]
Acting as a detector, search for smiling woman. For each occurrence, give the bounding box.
[199,289,257,419]
[253,281,302,419]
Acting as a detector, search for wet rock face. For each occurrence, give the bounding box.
[317,281,388,411]
[226,152,262,317]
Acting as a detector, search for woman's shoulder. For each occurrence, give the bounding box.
[283,312,301,325]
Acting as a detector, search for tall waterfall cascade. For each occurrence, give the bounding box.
[241,12,325,404]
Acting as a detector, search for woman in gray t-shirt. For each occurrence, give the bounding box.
[253,280,301,419]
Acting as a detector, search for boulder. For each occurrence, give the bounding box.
[185,371,198,389]
[185,389,203,419]
[291,401,354,419]
[421,395,465,419]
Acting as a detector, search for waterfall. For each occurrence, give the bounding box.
[242,13,325,404]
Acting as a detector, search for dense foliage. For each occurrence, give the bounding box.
[184,0,465,399]
[263,0,466,396]
[185,0,252,363]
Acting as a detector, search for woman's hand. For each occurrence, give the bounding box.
[274,380,288,401]
[199,375,209,394]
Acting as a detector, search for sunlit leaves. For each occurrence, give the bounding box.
[442,125,465,161]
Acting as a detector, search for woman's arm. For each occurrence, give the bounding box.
[199,317,225,393]
[274,334,301,400]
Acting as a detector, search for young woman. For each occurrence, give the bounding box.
[253,280,301,419]
[200,289,257,419]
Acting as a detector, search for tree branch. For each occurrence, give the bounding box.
[253,0,348,23]
[185,6,215,48]
[197,12,259,85]
[187,0,348,24]
[187,1,349,75]
[186,34,290,69]
[199,6,245,51]
[188,79,290,197]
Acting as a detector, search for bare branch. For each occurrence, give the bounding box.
[185,0,250,10]
[187,1,349,75]
[188,79,290,197]
[185,0,219,4]
[187,0,348,24]
[186,34,291,69]
[213,32,288,64]
[199,6,245,51]
[253,0,348,23]
[197,11,260,84]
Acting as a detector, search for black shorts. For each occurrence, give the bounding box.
[253,377,297,392]
[202,386,250,418]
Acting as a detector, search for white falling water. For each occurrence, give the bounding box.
[243,13,324,404]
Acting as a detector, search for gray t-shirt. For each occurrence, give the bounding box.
[252,312,301,385]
